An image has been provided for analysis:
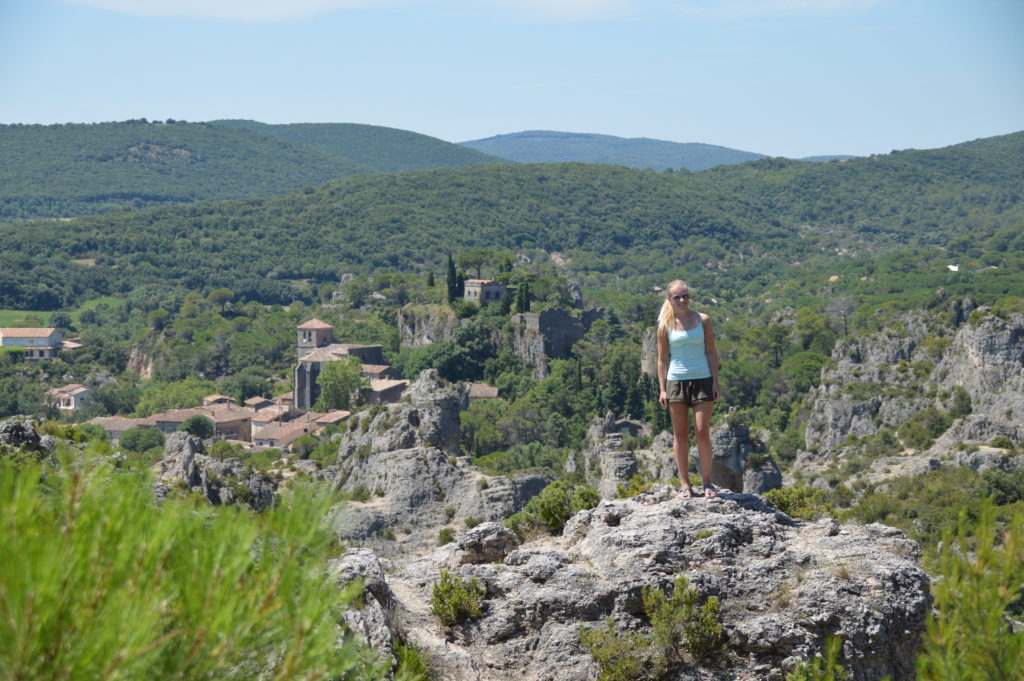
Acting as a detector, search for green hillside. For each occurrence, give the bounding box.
[211,120,504,172]
[459,130,764,170]
[1,132,1021,311]
[0,120,375,218]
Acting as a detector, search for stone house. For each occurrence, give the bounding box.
[49,384,91,410]
[464,279,508,305]
[252,421,321,450]
[0,327,64,359]
[145,404,256,441]
[85,416,143,441]
[293,319,398,410]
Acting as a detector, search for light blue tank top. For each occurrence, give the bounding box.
[667,322,711,380]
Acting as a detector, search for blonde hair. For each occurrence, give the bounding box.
[657,280,688,334]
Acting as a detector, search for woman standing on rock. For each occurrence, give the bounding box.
[657,280,720,499]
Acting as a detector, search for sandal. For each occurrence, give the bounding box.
[677,487,695,500]
[703,483,719,499]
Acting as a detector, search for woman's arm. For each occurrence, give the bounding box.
[657,328,670,406]
[702,314,720,400]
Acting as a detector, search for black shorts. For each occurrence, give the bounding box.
[667,377,715,405]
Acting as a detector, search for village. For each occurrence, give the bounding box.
[0,278,544,454]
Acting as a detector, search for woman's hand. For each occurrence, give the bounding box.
[712,381,720,401]
[658,389,668,407]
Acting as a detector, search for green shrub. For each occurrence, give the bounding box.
[764,486,834,520]
[0,449,384,681]
[464,516,482,529]
[350,484,371,502]
[897,407,952,450]
[644,574,725,664]
[505,481,601,538]
[438,527,455,545]
[917,504,1024,680]
[989,435,1016,451]
[430,570,486,627]
[177,414,214,439]
[119,426,164,453]
[786,637,848,681]
[579,620,654,681]
[394,640,432,681]
[578,574,725,680]
[617,473,654,498]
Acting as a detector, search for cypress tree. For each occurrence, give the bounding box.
[445,252,456,303]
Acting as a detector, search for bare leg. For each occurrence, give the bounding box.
[669,401,692,489]
[693,401,715,490]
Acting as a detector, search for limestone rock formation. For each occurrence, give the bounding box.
[397,304,460,348]
[152,431,278,510]
[330,370,549,556]
[0,416,42,451]
[344,487,931,681]
[800,310,1023,482]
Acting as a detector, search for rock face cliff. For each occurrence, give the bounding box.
[329,370,550,557]
[397,304,460,348]
[799,309,1023,484]
[151,432,278,510]
[579,413,780,496]
[507,308,603,379]
[338,487,931,681]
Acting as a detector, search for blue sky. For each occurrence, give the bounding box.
[1,0,1021,157]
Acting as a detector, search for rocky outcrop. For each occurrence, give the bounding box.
[126,345,154,379]
[803,310,1023,462]
[580,412,641,498]
[397,304,460,348]
[580,416,777,496]
[0,416,42,451]
[330,370,549,556]
[508,308,602,379]
[349,487,931,681]
[151,432,278,510]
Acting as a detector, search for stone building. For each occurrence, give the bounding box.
[464,279,508,305]
[293,318,393,410]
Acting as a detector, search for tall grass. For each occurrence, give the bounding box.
[0,449,385,681]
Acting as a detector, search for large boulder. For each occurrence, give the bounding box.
[376,486,931,681]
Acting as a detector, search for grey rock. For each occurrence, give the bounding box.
[581,412,639,497]
[330,548,396,654]
[396,304,459,348]
[151,434,277,510]
[379,488,929,681]
[745,460,783,494]
[0,416,41,450]
[456,522,519,565]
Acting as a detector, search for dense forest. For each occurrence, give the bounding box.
[0,120,501,218]
[2,131,1021,312]
[211,119,501,172]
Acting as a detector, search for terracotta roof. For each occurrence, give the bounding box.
[60,340,84,349]
[85,416,143,431]
[315,410,351,424]
[466,279,498,284]
[360,363,392,375]
[369,379,409,391]
[298,318,333,330]
[49,384,89,397]
[299,347,348,363]
[252,422,319,447]
[468,383,500,399]
[244,396,273,406]
[0,327,57,338]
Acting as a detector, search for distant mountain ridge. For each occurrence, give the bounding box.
[0,120,504,219]
[459,130,765,170]
[459,130,856,170]
[210,120,502,173]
